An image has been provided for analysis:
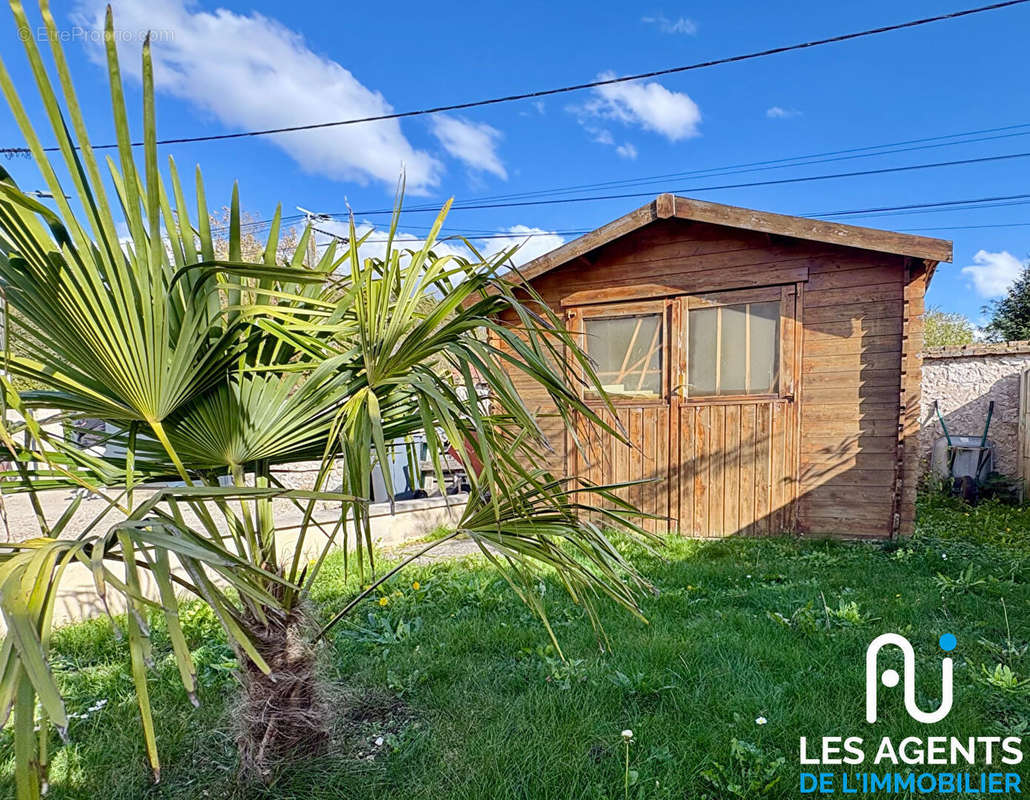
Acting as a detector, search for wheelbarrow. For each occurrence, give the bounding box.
[929,399,995,503]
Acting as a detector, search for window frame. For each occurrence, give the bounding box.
[681,286,794,404]
[571,299,670,406]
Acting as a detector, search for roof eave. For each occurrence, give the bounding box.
[516,194,952,283]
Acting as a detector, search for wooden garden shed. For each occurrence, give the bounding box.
[508,194,952,539]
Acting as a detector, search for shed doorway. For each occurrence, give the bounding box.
[566,284,801,537]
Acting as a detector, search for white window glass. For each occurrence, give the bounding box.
[688,300,780,396]
[748,301,780,394]
[584,313,663,397]
[719,304,747,395]
[687,307,717,395]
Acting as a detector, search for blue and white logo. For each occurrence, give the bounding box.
[865,633,955,724]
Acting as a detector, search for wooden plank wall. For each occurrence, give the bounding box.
[895,262,927,536]
[573,405,671,533]
[675,400,796,537]
[491,326,568,477]
[505,218,920,539]
[799,253,906,538]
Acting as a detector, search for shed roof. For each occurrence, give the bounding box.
[517,194,952,283]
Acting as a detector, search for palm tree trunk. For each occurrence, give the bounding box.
[236,607,329,781]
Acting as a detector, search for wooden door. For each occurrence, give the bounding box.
[673,286,800,536]
[567,300,673,533]
[568,284,801,537]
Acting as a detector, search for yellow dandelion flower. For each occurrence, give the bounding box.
[379,596,389,607]
[412,581,421,591]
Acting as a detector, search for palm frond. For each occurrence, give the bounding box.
[0,2,658,795]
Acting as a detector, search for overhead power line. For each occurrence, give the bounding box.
[218,119,1030,235]
[810,192,1030,218]
[900,221,1030,231]
[236,193,1030,248]
[3,0,1028,156]
[290,193,1030,252]
[346,150,1030,216]
[465,122,1030,204]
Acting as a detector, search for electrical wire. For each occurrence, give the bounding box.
[346,150,1030,216]
[465,123,1030,203]
[235,194,1030,248]
[810,192,1030,218]
[2,0,1027,156]
[899,221,1030,231]
[219,120,1030,234]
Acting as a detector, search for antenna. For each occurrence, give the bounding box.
[296,207,349,265]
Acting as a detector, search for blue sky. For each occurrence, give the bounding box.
[1,0,1029,321]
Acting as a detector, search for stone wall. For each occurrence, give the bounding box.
[920,340,1030,477]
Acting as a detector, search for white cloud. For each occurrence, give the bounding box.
[641,14,697,34]
[582,127,638,160]
[480,226,566,266]
[430,115,507,179]
[311,220,465,267]
[961,250,1025,297]
[313,221,563,270]
[572,72,702,142]
[72,0,442,192]
[519,100,546,118]
[766,106,801,119]
[615,142,638,160]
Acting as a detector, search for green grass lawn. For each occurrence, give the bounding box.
[3,492,1029,799]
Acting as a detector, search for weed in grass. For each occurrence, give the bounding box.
[766,604,821,633]
[339,612,423,647]
[795,549,842,568]
[191,642,239,689]
[977,599,1029,663]
[976,663,1030,694]
[825,599,879,628]
[608,669,680,699]
[386,667,427,698]
[700,738,786,799]
[520,644,591,690]
[935,564,989,594]
[767,598,877,633]
[979,635,1030,662]
[621,729,637,799]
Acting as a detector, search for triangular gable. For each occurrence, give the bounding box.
[517,194,952,284]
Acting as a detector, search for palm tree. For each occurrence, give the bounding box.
[0,4,655,796]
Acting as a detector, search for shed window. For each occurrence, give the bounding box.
[688,301,779,396]
[583,313,663,398]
